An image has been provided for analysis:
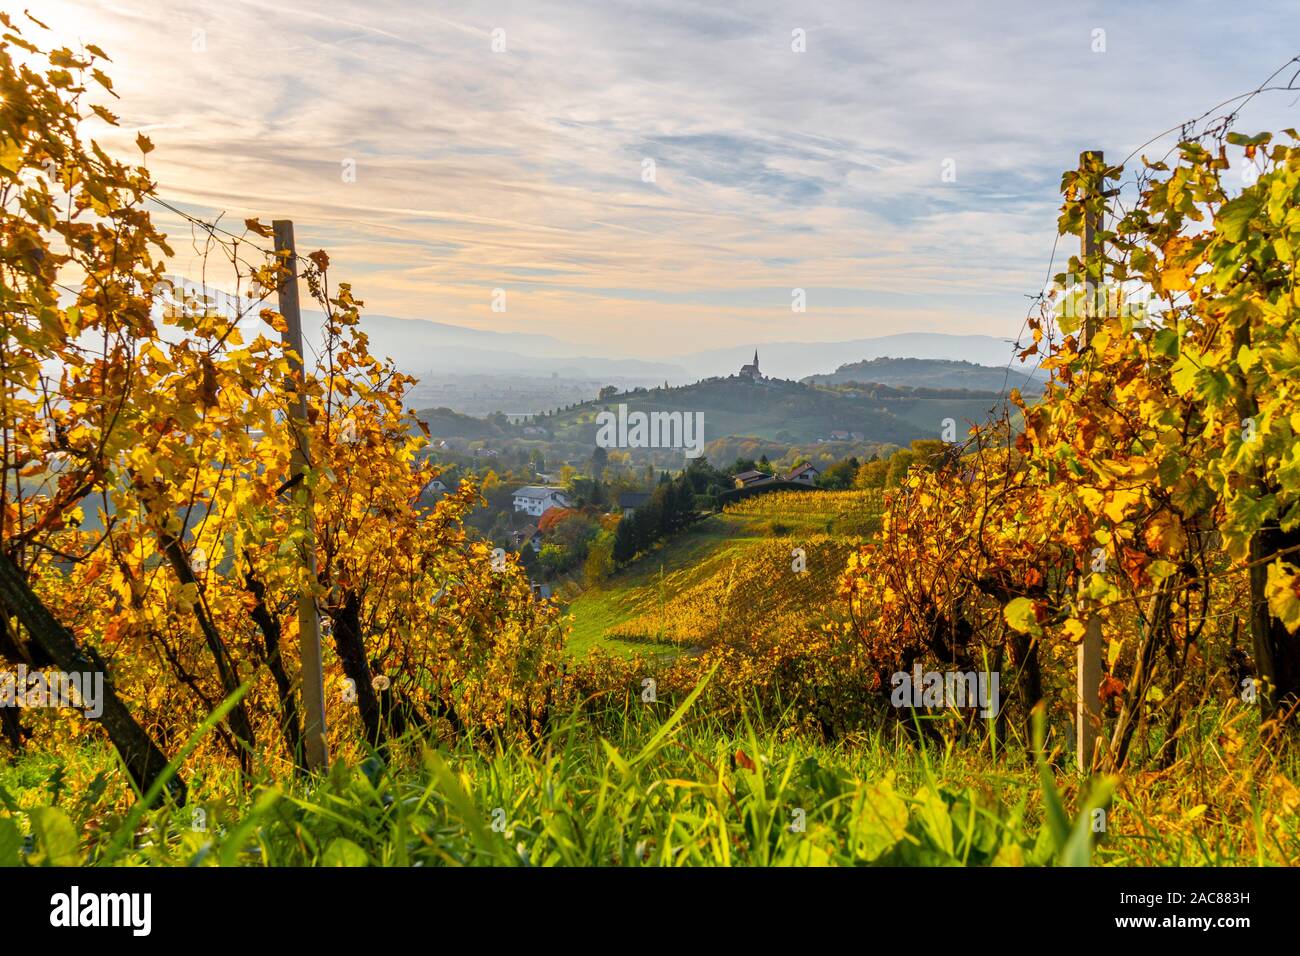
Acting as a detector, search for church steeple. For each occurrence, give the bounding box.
[753,349,759,367]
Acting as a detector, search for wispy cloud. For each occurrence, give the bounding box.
[32,0,1300,354]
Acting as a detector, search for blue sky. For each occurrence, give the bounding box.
[35,0,1300,354]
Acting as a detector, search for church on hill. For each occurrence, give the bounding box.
[739,349,763,380]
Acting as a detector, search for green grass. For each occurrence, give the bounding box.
[3,690,1292,866]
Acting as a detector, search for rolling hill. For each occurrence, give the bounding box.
[534,374,1015,450]
[566,489,882,656]
[802,356,1046,394]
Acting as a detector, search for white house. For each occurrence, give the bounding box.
[512,485,572,516]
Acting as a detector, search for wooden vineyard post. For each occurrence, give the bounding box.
[273,220,330,772]
[1077,151,1104,775]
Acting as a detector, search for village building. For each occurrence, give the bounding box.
[618,491,651,516]
[512,524,544,552]
[785,462,820,485]
[733,469,775,488]
[512,485,572,516]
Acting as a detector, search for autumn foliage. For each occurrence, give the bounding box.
[837,136,1300,766]
[0,17,563,784]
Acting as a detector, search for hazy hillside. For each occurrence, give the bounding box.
[329,310,1039,385]
[163,278,1032,386]
[408,361,1023,467]
[537,374,1015,449]
[414,406,506,439]
[802,356,1046,393]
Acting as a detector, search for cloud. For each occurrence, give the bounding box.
[32,0,1300,355]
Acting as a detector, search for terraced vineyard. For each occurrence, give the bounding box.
[723,489,885,535]
[566,490,883,655]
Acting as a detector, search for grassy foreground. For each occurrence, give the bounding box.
[1,685,1296,867]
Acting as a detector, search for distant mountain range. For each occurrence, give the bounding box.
[157,280,1040,390]
[347,314,684,378]
[154,276,1038,385]
[351,313,1041,385]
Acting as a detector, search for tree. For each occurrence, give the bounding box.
[817,458,859,489]
[841,137,1300,765]
[550,512,599,557]
[612,514,638,564]
[910,439,950,470]
[538,543,568,577]
[584,532,616,585]
[855,459,889,488]
[539,507,577,533]
[565,476,605,508]
[886,449,915,487]
[518,541,540,573]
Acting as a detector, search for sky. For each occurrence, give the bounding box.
[27,0,1300,356]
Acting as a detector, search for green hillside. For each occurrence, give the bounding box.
[538,375,1015,447]
[565,489,883,656]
